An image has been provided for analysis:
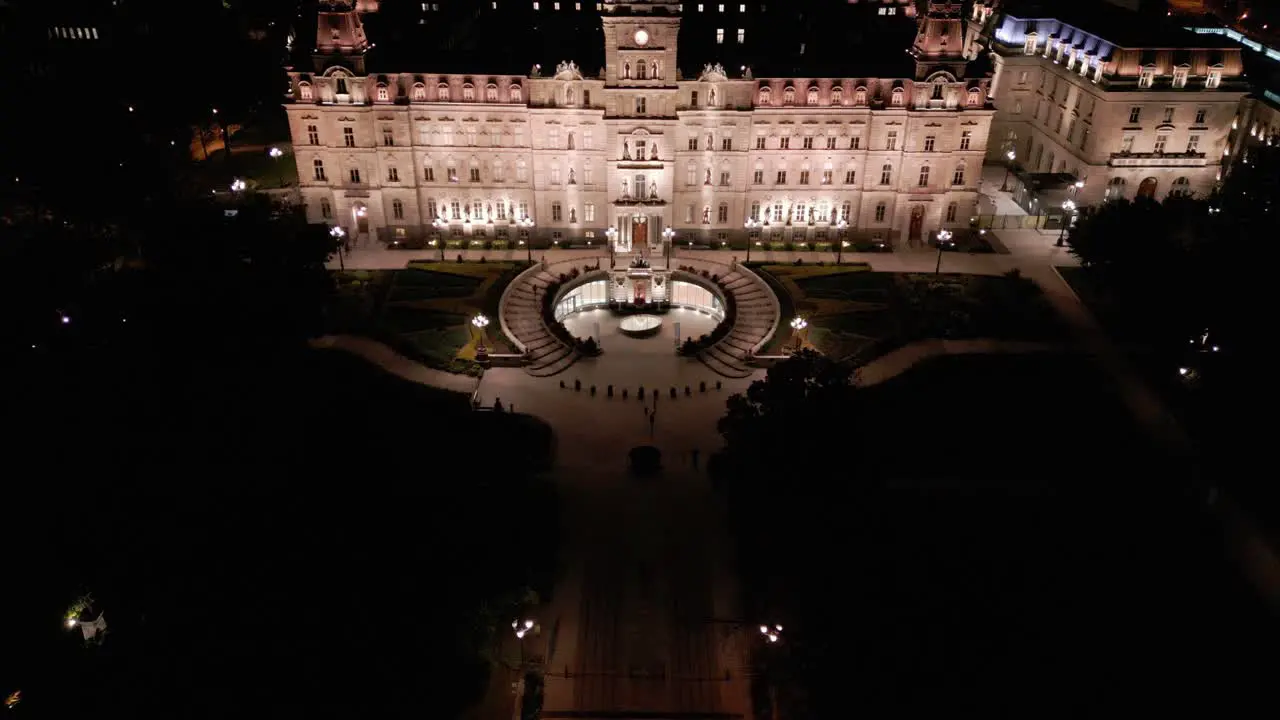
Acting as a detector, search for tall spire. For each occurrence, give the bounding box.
[909,0,968,79]
[314,0,370,73]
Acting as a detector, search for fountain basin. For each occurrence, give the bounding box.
[618,314,664,338]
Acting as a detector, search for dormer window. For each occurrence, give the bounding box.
[783,86,795,105]
[1023,32,1037,56]
[438,83,450,101]
[509,84,523,103]
[967,88,981,107]
[335,75,348,95]
[891,87,904,106]
[412,83,426,101]
[806,86,818,105]
[376,83,389,101]
[298,82,312,101]
[1172,66,1189,88]
[758,87,771,105]
[462,83,475,101]
[1206,65,1222,89]
[832,87,843,105]
[486,83,498,101]
[1138,65,1155,89]
[854,86,867,106]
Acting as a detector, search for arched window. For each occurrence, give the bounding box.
[832,86,843,105]
[412,83,426,101]
[516,159,528,182]
[437,83,450,101]
[758,87,772,105]
[392,199,404,220]
[783,86,796,105]
[376,83,389,101]
[298,82,312,100]
[807,86,819,105]
[967,88,981,107]
[1170,176,1191,197]
[891,88,904,106]
[1105,176,1126,201]
[918,164,930,187]
[854,86,867,106]
[509,84,522,103]
[880,164,892,185]
[486,84,498,101]
[462,83,475,101]
[493,159,505,182]
[567,132,575,150]
[952,162,965,186]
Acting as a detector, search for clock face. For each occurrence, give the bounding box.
[634,28,649,46]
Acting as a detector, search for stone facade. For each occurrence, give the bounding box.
[978,1,1248,205]
[285,1,993,250]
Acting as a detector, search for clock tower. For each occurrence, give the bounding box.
[601,1,681,89]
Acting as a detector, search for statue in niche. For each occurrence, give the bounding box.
[703,206,711,224]
[569,208,577,223]
[623,140,630,159]
[486,202,493,219]
[622,178,630,197]
[649,180,657,199]
[706,133,713,149]
[709,87,716,105]
[744,66,753,80]
[624,62,631,79]
[568,168,576,184]
[650,141,659,159]
[705,168,712,185]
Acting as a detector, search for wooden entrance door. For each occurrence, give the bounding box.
[1137,177,1158,199]
[908,206,924,244]
[632,217,648,253]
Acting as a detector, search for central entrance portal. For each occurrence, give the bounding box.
[632,216,649,256]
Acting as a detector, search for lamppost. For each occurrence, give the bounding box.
[759,623,784,720]
[432,217,448,260]
[935,229,953,274]
[519,216,535,262]
[836,218,849,265]
[230,178,247,193]
[471,314,490,353]
[1000,149,1016,191]
[330,226,346,271]
[744,218,761,263]
[789,316,807,352]
[606,226,618,267]
[268,146,284,159]
[661,226,675,268]
[512,618,538,666]
[1057,199,1076,247]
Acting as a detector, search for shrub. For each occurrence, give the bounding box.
[456,254,464,263]
[479,256,487,263]
[559,380,565,388]
[578,336,601,355]
[794,258,804,266]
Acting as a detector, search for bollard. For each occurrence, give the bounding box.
[685,385,692,396]
[622,388,629,399]
[559,380,565,389]
[575,378,581,391]
[590,385,597,396]
[670,387,677,399]
[700,380,706,392]
[638,385,645,399]
[716,380,722,390]
[607,384,614,397]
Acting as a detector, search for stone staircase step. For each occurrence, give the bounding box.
[698,349,753,379]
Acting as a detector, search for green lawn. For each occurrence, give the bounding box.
[328,262,525,376]
[759,264,1067,363]
[183,147,298,191]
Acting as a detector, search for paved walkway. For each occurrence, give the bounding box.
[854,339,1067,387]
[308,334,482,395]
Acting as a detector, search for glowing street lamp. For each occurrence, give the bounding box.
[935,229,953,274]
[661,226,675,268]
[268,146,284,159]
[789,316,807,351]
[230,178,247,192]
[759,623,783,643]
[512,618,538,664]
[471,314,491,357]
[836,218,849,264]
[330,226,347,270]
[1057,199,1077,247]
[1001,149,1017,191]
[744,218,762,263]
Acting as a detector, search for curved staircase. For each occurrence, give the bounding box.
[676,259,780,378]
[499,262,581,376]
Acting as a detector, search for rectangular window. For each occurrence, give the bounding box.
[776,170,787,184]
[753,169,764,184]
[1121,134,1135,153]
[779,137,790,149]
[924,135,935,152]
[1195,108,1207,124]
[470,167,481,182]
[826,136,837,149]
[755,136,766,149]
[799,170,810,184]
[850,136,861,150]
[880,165,891,185]
[1187,134,1200,153]
[321,198,332,218]
[719,171,731,185]
[886,130,897,151]
[585,203,595,222]
[918,166,930,187]
[737,28,745,43]
[382,127,394,146]
[960,130,971,150]
[718,205,728,222]
[583,129,593,148]
[716,28,724,44]
[874,204,886,222]
[549,127,560,147]
[424,166,435,182]
[343,127,355,147]
[1162,107,1174,124]
[583,90,591,106]
[307,124,319,145]
[552,202,562,221]
[687,165,697,185]
[388,167,400,182]
[1128,106,1141,124]
[313,161,326,181]
[821,169,832,184]
[721,137,732,151]
[691,91,699,107]
[519,202,529,219]
[636,97,646,114]
[946,203,957,222]
[1154,134,1168,154]
[349,168,361,183]
[1173,67,1188,88]
[802,136,814,149]
[551,166,561,184]
[583,166,593,184]
[844,169,855,184]
[686,205,695,223]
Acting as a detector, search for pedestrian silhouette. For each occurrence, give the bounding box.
[494,397,504,412]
